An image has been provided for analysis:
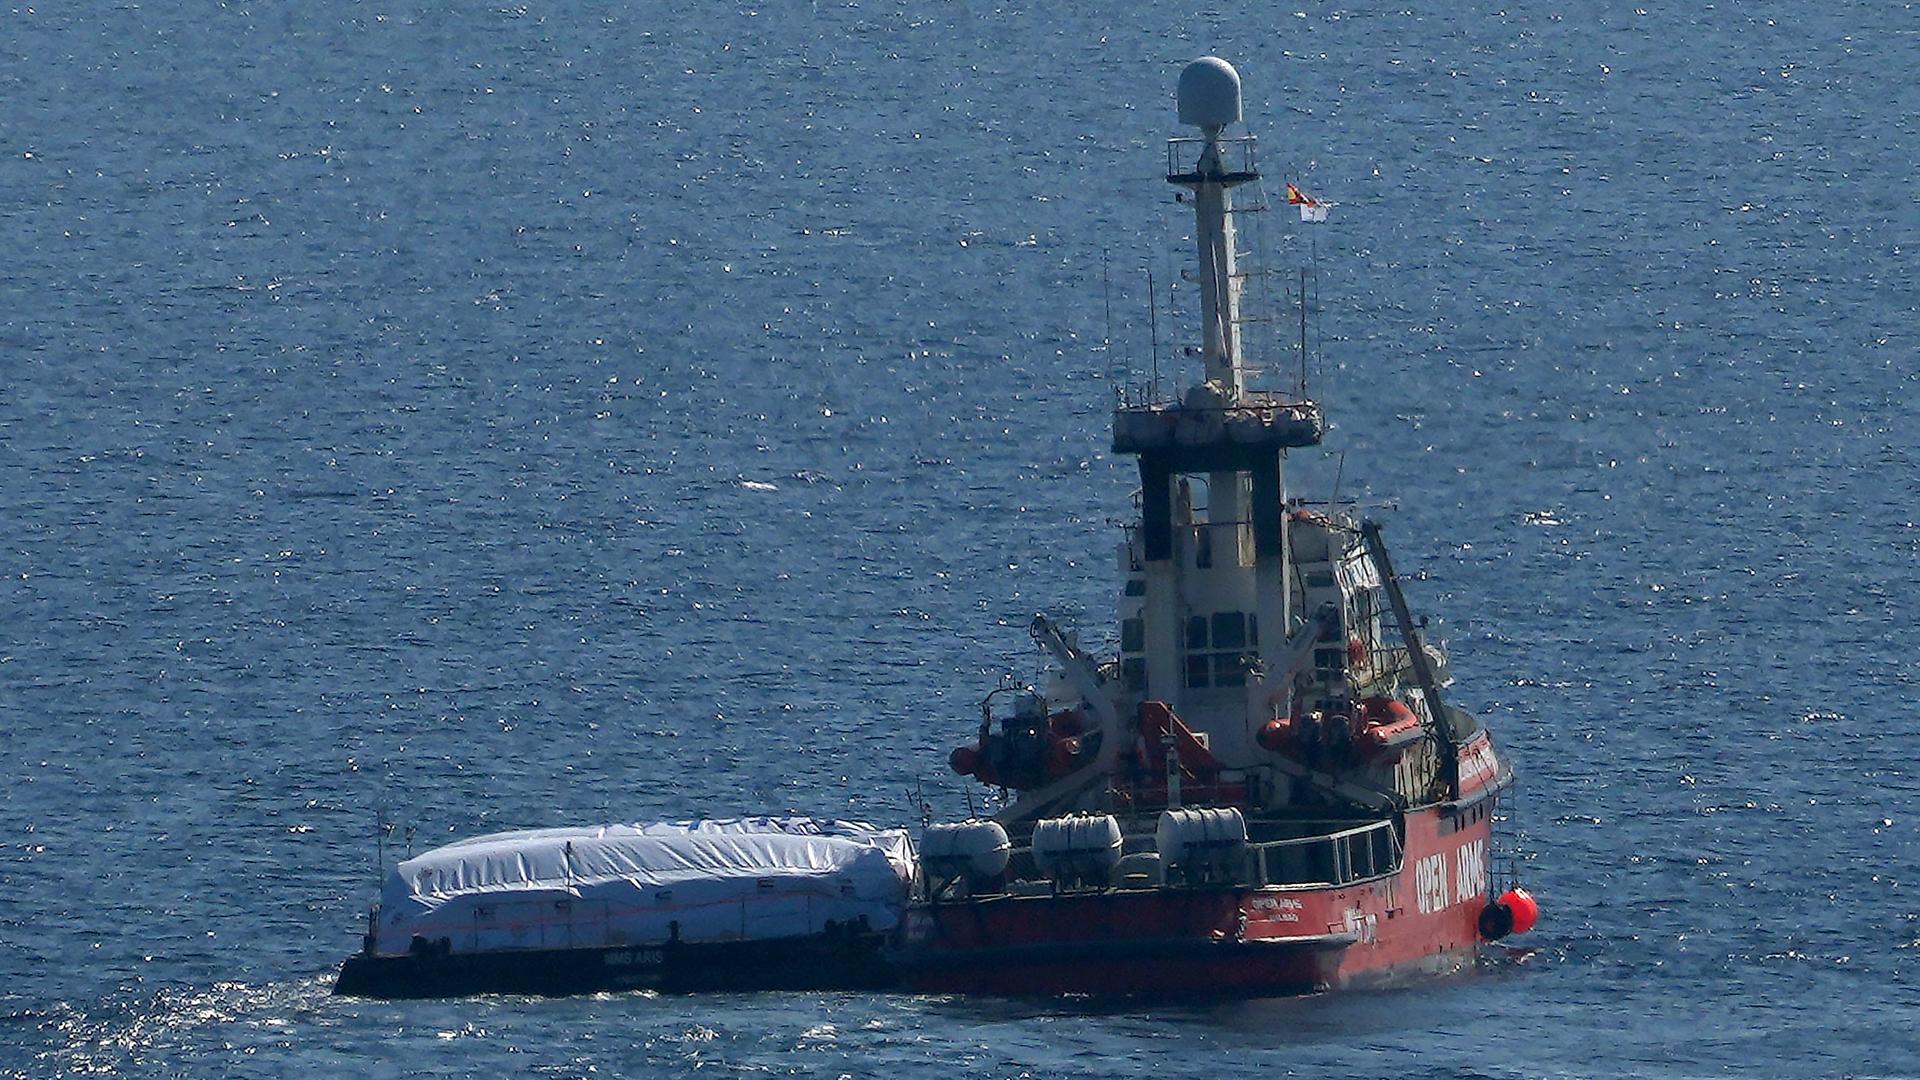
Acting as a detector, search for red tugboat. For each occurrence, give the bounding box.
[900,57,1536,996]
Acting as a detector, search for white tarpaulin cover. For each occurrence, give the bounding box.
[375,818,914,956]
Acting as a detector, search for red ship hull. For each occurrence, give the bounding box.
[901,802,1495,997]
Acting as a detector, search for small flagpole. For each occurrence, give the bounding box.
[1311,229,1322,387]
[1298,265,1309,397]
[1147,265,1161,403]
[1102,251,1117,388]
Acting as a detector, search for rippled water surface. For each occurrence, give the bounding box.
[3,2,1916,1077]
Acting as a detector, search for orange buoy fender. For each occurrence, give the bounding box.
[1478,887,1539,940]
[1500,887,1539,934]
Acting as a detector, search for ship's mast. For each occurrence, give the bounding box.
[1174,57,1251,400]
[1110,58,1324,768]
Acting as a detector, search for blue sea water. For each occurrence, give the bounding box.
[2,1,1916,1076]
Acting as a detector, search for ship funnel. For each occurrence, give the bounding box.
[1176,57,1242,135]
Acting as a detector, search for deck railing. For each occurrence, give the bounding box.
[1249,819,1402,888]
[981,817,1404,895]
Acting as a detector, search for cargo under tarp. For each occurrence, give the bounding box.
[374,818,913,956]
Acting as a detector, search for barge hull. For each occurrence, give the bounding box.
[333,933,896,999]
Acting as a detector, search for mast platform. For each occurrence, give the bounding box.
[1112,392,1323,471]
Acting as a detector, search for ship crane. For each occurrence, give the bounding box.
[1362,520,1462,799]
[987,614,1128,824]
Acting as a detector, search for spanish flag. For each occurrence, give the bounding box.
[1287,182,1329,223]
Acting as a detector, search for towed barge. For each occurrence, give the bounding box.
[335,818,907,997]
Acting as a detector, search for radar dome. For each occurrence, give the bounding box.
[1177,56,1242,132]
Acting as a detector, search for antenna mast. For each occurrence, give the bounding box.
[1170,56,1254,401]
